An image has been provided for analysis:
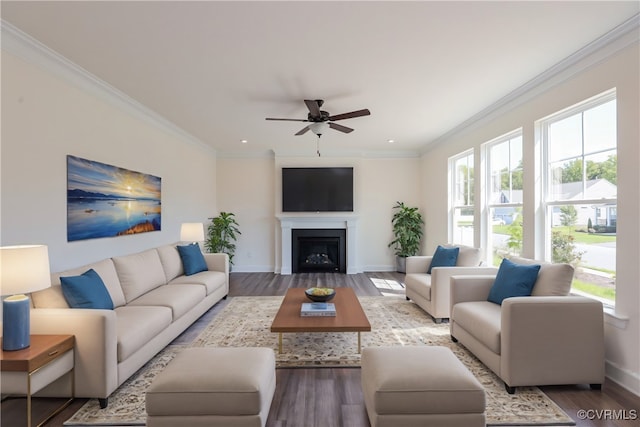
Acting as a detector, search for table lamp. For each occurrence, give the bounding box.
[1,245,52,351]
[180,222,205,244]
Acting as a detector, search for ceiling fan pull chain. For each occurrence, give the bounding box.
[317,136,321,157]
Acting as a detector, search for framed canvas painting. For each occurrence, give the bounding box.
[67,155,161,241]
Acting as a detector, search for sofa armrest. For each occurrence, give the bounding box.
[203,252,229,275]
[30,308,119,399]
[450,275,496,308]
[405,256,432,274]
[501,296,605,386]
[430,267,498,318]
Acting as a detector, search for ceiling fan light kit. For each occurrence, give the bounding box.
[309,122,329,136]
[266,99,371,156]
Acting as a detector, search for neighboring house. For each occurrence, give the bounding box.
[494,179,617,228]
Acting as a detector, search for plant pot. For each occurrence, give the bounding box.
[396,256,407,273]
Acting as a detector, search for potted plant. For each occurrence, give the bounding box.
[205,211,241,266]
[388,201,424,273]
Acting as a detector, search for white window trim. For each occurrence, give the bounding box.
[481,129,524,262]
[448,149,474,244]
[537,89,617,307]
[538,89,617,262]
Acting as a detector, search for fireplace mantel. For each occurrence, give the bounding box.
[277,215,358,275]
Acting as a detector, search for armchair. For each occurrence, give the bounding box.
[449,257,605,393]
[404,245,497,322]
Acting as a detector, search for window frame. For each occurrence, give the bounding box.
[538,89,617,304]
[482,129,524,264]
[448,149,475,245]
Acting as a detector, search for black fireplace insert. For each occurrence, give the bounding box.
[291,229,347,273]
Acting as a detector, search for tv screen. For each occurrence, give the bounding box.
[282,167,353,212]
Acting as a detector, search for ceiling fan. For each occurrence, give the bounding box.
[266,99,371,137]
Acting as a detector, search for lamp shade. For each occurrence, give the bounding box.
[0,245,51,296]
[180,223,205,242]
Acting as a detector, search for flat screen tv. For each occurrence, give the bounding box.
[282,167,353,212]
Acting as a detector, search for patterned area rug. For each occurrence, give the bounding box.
[65,295,575,426]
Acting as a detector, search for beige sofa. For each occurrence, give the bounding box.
[29,244,229,407]
[405,245,497,322]
[449,256,605,393]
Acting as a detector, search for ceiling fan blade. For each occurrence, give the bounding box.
[328,109,371,121]
[295,126,311,136]
[329,122,354,133]
[304,99,322,118]
[265,117,309,122]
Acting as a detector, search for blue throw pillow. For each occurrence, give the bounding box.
[487,258,541,305]
[427,245,460,274]
[177,243,208,276]
[60,269,114,309]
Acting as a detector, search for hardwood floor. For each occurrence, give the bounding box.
[2,272,638,426]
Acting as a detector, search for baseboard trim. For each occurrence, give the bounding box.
[606,359,640,397]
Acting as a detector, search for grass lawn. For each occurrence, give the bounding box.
[553,226,617,244]
[572,279,616,301]
[493,225,616,244]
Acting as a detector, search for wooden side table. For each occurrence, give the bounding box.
[1,335,75,427]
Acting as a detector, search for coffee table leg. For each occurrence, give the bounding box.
[278,333,283,354]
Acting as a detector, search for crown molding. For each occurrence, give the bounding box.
[1,20,215,154]
[424,13,640,153]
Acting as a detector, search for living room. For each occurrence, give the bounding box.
[1,1,639,426]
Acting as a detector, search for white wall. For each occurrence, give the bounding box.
[215,154,423,273]
[215,156,276,271]
[420,42,640,395]
[0,51,217,272]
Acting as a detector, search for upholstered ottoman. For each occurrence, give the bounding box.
[361,346,485,427]
[146,347,276,427]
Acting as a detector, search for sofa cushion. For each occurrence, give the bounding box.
[114,306,173,362]
[60,269,114,309]
[177,244,208,276]
[452,301,502,354]
[34,258,126,309]
[403,273,431,301]
[427,245,459,274]
[169,270,227,295]
[128,284,206,320]
[509,257,574,296]
[488,258,540,305]
[113,249,167,303]
[445,244,481,267]
[156,244,185,282]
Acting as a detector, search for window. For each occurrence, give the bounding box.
[484,131,523,265]
[450,150,474,246]
[541,90,617,303]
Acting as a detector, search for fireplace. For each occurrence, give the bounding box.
[292,229,346,273]
[277,215,358,275]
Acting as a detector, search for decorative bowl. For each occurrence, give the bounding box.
[305,287,336,302]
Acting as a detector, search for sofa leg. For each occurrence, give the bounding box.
[405,296,410,301]
[590,383,602,390]
[451,335,458,343]
[434,318,443,324]
[223,294,228,300]
[98,398,108,409]
[504,384,516,394]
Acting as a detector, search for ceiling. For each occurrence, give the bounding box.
[2,1,638,157]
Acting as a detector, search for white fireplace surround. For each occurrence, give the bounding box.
[277,215,358,275]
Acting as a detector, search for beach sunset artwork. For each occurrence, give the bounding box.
[67,155,161,241]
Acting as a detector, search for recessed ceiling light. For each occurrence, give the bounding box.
[387,139,395,144]
[241,139,248,144]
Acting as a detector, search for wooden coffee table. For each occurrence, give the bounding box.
[270,288,371,354]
